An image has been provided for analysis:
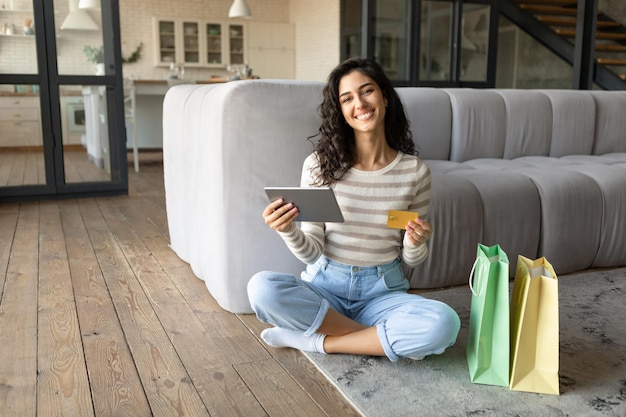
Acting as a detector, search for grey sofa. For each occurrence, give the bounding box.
[163,81,626,313]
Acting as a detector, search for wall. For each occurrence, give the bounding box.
[119,0,291,81]
[1,0,342,82]
[0,0,103,75]
[3,1,624,84]
[290,0,340,82]
[600,0,626,23]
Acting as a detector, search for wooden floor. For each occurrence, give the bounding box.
[0,152,361,417]
[0,148,111,186]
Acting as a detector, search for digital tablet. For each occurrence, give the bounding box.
[264,187,344,222]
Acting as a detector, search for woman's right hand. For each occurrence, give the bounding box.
[263,199,299,232]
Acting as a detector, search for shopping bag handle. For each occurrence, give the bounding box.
[469,258,479,296]
[469,254,500,296]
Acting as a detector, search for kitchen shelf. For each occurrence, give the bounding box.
[0,8,34,13]
[0,33,34,37]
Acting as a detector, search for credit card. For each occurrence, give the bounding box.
[386,210,419,229]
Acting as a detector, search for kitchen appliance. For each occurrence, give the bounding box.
[61,95,86,145]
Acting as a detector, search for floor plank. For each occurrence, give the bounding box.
[0,203,40,417]
[78,198,208,417]
[37,202,94,417]
[235,358,328,417]
[239,315,362,417]
[0,153,361,417]
[96,197,259,415]
[59,199,153,417]
[96,196,287,416]
[0,203,19,295]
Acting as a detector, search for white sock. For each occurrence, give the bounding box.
[260,328,326,354]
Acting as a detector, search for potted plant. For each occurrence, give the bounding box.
[83,45,104,75]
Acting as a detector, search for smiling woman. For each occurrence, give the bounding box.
[337,72,390,167]
[247,57,461,363]
[314,57,415,185]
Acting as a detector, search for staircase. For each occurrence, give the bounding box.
[503,0,626,89]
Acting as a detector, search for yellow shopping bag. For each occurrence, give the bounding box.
[509,256,559,395]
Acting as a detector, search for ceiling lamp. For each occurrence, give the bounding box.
[61,0,98,30]
[228,0,251,18]
[78,0,100,10]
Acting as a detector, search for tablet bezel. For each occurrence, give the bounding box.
[264,187,344,223]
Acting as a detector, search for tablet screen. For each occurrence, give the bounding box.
[264,187,344,222]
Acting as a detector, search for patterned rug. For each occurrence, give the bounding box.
[304,267,626,417]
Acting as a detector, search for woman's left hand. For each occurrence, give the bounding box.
[405,218,432,247]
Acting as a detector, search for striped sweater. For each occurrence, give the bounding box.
[277,151,431,267]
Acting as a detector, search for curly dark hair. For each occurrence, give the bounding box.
[310,57,415,186]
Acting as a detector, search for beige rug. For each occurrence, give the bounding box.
[304,267,626,417]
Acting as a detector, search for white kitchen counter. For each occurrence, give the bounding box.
[132,80,171,149]
[131,79,225,149]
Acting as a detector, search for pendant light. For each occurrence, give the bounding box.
[228,0,251,18]
[61,0,98,30]
[78,0,100,10]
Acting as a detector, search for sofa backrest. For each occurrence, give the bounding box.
[542,90,596,157]
[397,87,626,162]
[396,88,452,160]
[590,91,626,155]
[496,89,552,159]
[444,89,507,162]
[196,82,625,166]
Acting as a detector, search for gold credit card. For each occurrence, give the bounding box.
[386,210,419,229]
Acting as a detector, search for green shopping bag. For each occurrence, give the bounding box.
[466,243,510,386]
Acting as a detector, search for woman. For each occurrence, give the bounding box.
[247,57,460,361]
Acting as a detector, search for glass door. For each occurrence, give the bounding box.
[341,0,363,59]
[341,0,498,87]
[373,0,412,82]
[459,3,491,82]
[0,0,127,200]
[0,0,46,190]
[420,1,453,81]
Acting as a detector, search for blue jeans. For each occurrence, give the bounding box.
[247,255,460,361]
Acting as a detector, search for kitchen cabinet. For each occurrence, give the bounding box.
[155,19,177,65]
[205,22,223,65]
[228,23,245,65]
[246,22,294,79]
[0,95,42,147]
[153,17,246,68]
[182,21,200,64]
[154,18,203,66]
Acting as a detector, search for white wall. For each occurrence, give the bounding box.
[600,0,626,21]
[119,0,342,82]
[290,0,340,82]
[120,0,341,81]
[119,0,291,81]
[1,0,341,81]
